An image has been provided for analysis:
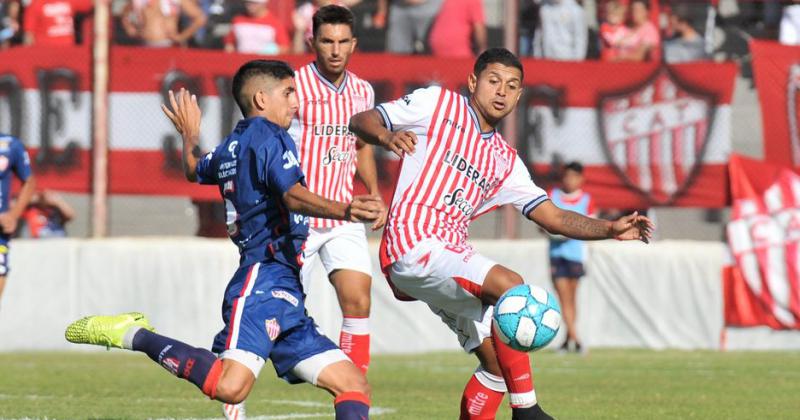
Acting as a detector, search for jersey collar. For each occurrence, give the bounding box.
[465,98,495,140]
[311,62,348,94]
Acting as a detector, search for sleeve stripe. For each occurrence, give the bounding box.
[523,195,549,216]
[375,105,393,131]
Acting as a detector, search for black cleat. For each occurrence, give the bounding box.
[512,404,555,420]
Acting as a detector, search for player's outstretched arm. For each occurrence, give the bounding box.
[283,183,385,223]
[349,110,417,158]
[161,88,203,182]
[528,200,654,243]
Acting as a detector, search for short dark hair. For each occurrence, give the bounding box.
[231,60,295,116]
[564,161,584,174]
[473,48,524,80]
[312,4,354,38]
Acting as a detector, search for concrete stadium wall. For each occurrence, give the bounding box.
[0,238,798,353]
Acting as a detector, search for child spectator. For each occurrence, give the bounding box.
[599,0,629,61]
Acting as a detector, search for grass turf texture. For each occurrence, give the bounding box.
[1,350,799,419]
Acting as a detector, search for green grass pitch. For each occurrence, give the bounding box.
[1,349,799,419]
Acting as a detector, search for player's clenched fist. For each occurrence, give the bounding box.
[379,130,417,158]
[347,195,386,223]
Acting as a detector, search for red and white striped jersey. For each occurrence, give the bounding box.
[288,62,375,228]
[377,86,549,267]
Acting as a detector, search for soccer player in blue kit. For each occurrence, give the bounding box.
[0,133,36,308]
[65,60,384,419]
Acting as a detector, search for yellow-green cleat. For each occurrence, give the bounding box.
[65,312,154,349]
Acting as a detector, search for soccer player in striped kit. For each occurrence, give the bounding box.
[350,48,654,419]
[224,5,382,420]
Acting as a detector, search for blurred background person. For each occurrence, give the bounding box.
[599,0,628,61]
[379,0,442,54]
[780,0,800,45]
[615,0,660,61]
[428,0,485,58]
[0,0,20,48]
[23,0,92,46]
[533,0,588,61]
[664,4,709,63]
[224,0,289,54]
[548,162,594,354]
[18,190,74,239]
[120,0,206,47]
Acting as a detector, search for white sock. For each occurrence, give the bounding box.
[341,317,369,335]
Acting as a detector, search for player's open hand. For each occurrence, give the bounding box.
[347,195,385,223]
[0,212,17,235]
[161,88,202,141]
[379,130,417,158]
[610,211,655,243]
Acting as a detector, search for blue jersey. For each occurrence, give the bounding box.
[0,135,32,213]
[548,188,593,263]
[196,118,309,270]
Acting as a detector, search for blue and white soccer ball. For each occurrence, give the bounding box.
[493,284,562,352]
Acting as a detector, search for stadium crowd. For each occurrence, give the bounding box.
[0,0,797,62]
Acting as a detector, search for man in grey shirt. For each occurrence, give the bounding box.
[534,0,588,60]
[379,0,443,54]
[664,5,709,63]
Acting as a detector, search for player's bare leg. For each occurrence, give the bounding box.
[480,265,553,420]
[0,275,6,307]
[315,360,371,418]
[215,360,257,404]
[330,269,372,373]
[553,277,578,351]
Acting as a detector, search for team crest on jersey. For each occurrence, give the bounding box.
[265,318,281,341]
[598,67,716,205]
[787,63,800,166]
[0,155,9,172]
[0,141,9,152]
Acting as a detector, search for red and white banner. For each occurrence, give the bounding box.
[751,40,800,168]
[0,46,736,206]
[724,154,800,329]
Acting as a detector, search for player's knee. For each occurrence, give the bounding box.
[215,377,250,404]
[339,295,371,317]
[496,270,524,292]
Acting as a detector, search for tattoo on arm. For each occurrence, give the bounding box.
[558,210,611,240]
[190,145,203,159]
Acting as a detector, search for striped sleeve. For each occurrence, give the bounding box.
[474,155,548,218]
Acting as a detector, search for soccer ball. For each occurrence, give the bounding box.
[492,284,562,352]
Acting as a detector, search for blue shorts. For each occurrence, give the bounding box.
[550,257,585,280]
[211,261,340,383]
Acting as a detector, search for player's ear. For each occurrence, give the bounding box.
[350,37,358,52]
[306,36,315,52]
[254,89,267,111]
[467,73,477,94]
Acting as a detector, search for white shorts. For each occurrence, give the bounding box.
[301,223,373,291]
[388,238,498,352]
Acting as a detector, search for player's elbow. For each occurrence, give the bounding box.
[282,189,303,213]
[348,112,366,136]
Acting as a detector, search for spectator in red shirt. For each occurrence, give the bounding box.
[616,0,660,61]
[225,0,290,54]
[23,0,92,46]
[428,0,486,58]
[599,0,629,61]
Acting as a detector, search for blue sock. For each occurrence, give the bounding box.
[131,328,222,398]
[334,392,370,420]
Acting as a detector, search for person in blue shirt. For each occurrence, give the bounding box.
[0,134,36,308]
[548,161,595,354]
[65,60,384,420]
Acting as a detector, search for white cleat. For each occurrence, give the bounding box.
[223,402,246,420]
